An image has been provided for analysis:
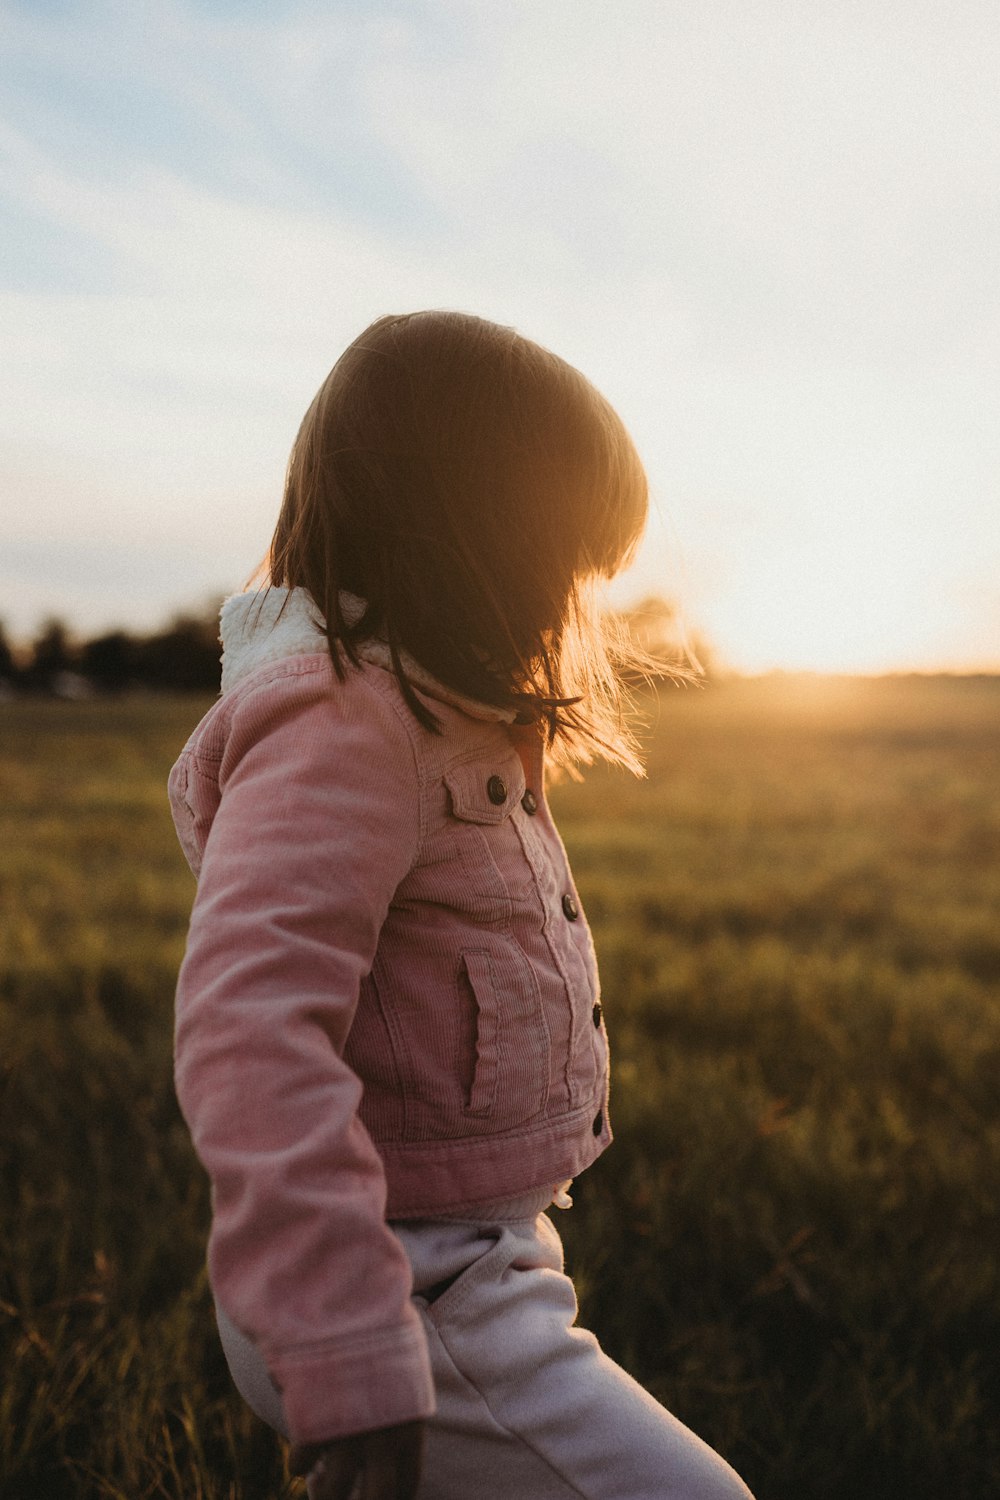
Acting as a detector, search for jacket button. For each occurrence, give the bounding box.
[562,893,579,921]
[487,775,508,805]
[592,1110,603,1136]
[592,1001,602,1028]
[521,788,538,815]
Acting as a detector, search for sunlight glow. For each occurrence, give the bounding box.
[696,533,947,675]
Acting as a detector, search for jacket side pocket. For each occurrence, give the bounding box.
[461,950,500,1117]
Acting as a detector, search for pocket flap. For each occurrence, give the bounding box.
[444,755,526,825]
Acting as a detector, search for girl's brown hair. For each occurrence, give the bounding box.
[265,310,663,775]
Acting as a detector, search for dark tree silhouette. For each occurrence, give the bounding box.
[9,607,222,695]
[80,631,141,692]
[135,613,220,692]
[24,618,76,691]
[0,621,16,683]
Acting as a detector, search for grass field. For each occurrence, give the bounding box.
[2,676,998,1499]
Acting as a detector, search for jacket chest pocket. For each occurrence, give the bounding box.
[460,946,550,1127]
[442,754,534,917]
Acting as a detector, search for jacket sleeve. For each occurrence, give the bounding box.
[173,666,434,1444]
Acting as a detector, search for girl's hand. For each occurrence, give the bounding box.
[289,1421,424,1500]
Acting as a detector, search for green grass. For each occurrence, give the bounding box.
[2,678,998,1498]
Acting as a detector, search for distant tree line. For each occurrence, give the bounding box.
[0,595,711,699]
[0,611,223,697]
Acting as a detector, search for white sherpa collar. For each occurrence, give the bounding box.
[219,587,515,723]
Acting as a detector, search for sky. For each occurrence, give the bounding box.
[2,0,998,673]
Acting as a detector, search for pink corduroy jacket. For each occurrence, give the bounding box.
[168,587,612,1444]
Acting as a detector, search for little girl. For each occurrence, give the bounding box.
[169,311,753,1500]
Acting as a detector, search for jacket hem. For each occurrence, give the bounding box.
[379,1096,612,1218]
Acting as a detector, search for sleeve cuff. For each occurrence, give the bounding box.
[267,1317,436,1444]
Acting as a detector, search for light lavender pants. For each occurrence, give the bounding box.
[216,1212,754,1499]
